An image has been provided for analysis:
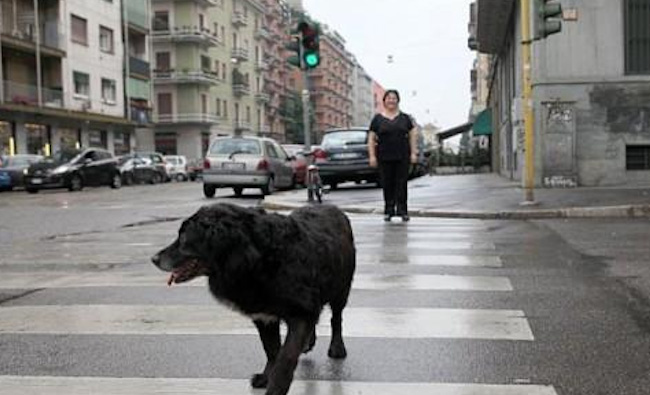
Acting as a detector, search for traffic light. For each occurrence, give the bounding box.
[534,0,563,39]
[286,19,321,70]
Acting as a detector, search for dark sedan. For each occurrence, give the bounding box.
[315,128,379,189]
[24,148,122,193]
[0,155,43,191]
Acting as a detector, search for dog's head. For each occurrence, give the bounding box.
[151,203,266,286]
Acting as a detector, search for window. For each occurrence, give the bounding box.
[265,142,279,158]
[201,55,211,71]
[71,14,88,45]
[153,11,169,31]
[201,94,207,115]
[101,78,116,103]
[624,0,650,74]
[627,145,650,170]
[156,52,171,70]
[216,99,221,116]
[157,93,172,115]
[73,72,90,97]
[246,106,251,123]
[199,14,205,29]
[223,100,228,118]
[215,60,221,77]
[99,26,114,53]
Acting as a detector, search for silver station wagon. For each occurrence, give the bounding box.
[202,136,294,198]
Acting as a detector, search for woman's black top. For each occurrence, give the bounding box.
[369,113,414,162]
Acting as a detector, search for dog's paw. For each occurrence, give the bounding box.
[327,343,347,359]
[250,373,268,388]
[302,331,316,354]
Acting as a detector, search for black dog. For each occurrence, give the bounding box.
[152,203,356,395]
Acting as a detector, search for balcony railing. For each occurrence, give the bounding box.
[131,106,152,125]
[255,92,270,103]
[255,27,272,40]
[232,11,248,27]
[232,83,251,96]
[152,26,220,46]
[129,57,151,77]
[156,113,220,125]
[154,69,220,85]
[126,1,149,30]
[3,81,64,108]
[231,47,249,61]
[255,60,269,71]
[152,0,217,6]
[1,20,66,53]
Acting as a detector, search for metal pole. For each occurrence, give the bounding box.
[34,0,42,107]
[520,0,536,204]
[0,2,5,104]
[123,0,131,122]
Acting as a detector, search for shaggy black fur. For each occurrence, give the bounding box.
[152,203,356,395]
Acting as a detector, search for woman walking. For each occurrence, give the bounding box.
[368,90,419,222]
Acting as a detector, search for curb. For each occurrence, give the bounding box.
[262,199,650,219]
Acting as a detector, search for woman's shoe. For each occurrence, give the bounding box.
[384,214,392,222]
[401,215,410,222]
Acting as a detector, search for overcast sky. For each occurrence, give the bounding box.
[302,0,475,130]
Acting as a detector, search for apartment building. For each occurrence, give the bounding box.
[350,56,373,127]
[310,28,353,140]
[372,80,385,115]
[0,0,137,157]
[151,0,269,160]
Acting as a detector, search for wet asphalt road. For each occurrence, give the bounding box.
[1,183,650,394]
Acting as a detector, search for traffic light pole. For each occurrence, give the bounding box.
[521,0,536,204]
[299,40,315,202]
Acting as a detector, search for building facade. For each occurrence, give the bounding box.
[310,27,353,140]
[351,56,373,127]
[0,0,141,157]
[151,0,272,160]
[372,80,385,115]
[472,0,650,187]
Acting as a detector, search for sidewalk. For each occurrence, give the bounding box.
[262,174,650,219]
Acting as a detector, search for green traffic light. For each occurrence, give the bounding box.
[304,53,320,68]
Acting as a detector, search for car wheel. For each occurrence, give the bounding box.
[26,187,39,194]
[151,173,162,185]
[190,174,196,182]
[110,173,122,189]
[233,187,243,197]
[68,174,83,192]
[176,173,185,182]
[261,176,274,196]
[203,184,217,198]
[123,172,134,186]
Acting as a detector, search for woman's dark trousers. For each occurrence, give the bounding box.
[380,159,409,216]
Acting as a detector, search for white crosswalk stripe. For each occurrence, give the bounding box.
[0,216,557,394]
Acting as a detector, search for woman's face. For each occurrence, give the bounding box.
[384,93,399,111]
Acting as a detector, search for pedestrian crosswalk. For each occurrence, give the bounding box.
[0,214,558,394]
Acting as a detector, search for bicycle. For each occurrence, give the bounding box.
[304,151,324,203]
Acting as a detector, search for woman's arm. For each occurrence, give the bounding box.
[368,131,378,168]
[409,127,418,164]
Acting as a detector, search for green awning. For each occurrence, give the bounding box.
[473,109,492,136]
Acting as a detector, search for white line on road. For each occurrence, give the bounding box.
[0,376,558,395]
[356,241,496,250]
[356,254,502,267]
[0,305,534,340]
[0,272,510,291]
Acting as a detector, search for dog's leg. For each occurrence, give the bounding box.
[251,320,281,389]
[266,319,312,395]
[302,324,316,354]
[327,304,347,359]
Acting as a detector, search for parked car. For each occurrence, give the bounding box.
[281,144,308,186]
[315,128,379,189]
[203,136,294,197]
[134,151,170,181]
[23,148,122,193]
[118,155,164,185]
[0,154,44,191]
[164,155,189,181]
[187,159,204,181]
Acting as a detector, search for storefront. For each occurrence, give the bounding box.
[155,132,177,155]
[88,130,108,149]
[0,122,15,156]
[57,128,81,151]
[25,123,50,155]
[113,131,131,156]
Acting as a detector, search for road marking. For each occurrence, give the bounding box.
[357,254,502,267]
[0,305,534,340]
[0,272,511,291]
[356,241,496,250]
[0,376,558,395]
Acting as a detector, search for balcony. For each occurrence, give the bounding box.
[232,11,248,27]
[156,113,220,125]
[255,27,272,40]
[126,0,149,31]
[234,120,252,132]
[129,57,151,78]
[1,21,66,57]
[152,0,217,6]
[3,81,64,108]
[232,83,251,97]
[154,69,220,86]
[255,60,269,72]
[231,47,250,62]
[255,92,271,104]
[131,106,152,125]
[152,26,220,47]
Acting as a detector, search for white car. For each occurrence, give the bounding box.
[164,155,189,181]
[202,136,294,197]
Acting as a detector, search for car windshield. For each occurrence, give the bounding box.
[321,131,368,148]
[210,139,262,156]
[48,150,81,164]
[166,157,179,165]
[1,156,35,167]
